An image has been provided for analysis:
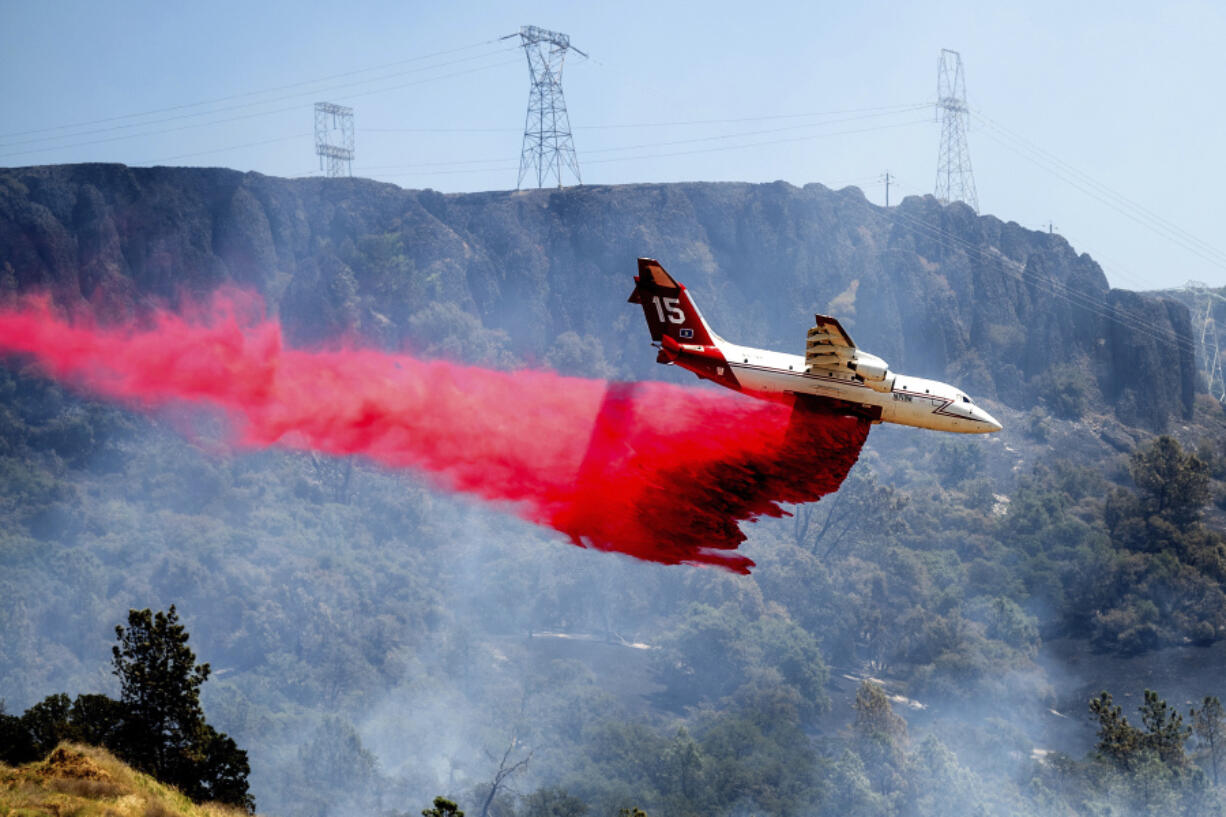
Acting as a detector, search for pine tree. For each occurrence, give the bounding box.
[422,796,464,817]
[1191,696,1226,786]
[1139,689,1190,768]
[1090,691,1141,770]
[1128,436,1210,528]
[112,605,253,812]
[112,605,211,778]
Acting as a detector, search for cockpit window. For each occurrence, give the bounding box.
[962,396,970,403]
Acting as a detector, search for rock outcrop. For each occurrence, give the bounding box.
[0,163,1196,429]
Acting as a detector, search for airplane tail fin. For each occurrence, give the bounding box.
[628,258,718,347]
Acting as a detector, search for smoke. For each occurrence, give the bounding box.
[0,292,868,572]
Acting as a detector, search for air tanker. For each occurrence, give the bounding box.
[629,258,1002,434]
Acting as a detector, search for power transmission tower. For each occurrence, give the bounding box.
[314,102,354,178]
[934,49,978,212]
[1185,281,1226,401]
[501,25,586,189]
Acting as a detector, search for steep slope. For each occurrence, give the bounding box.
[1,164,1221,817]
[0,163,1195,431]
[0,744,250,817]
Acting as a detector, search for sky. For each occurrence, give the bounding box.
[2,0,1224,291]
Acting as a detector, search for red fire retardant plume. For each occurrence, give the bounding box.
[0,294,869,573]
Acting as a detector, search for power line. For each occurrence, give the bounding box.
[974,125,1226,276]
[570,102,928,130]
[861,187,1197,358]
[0,56,521,162]
[0,39,504,141]
[578,107,928,156]
[868,175,1193,353]
[971,110,1226,273]
[0,47,519,153]
[580,118,930,168]
[136,132,312,165]
[359,101,928,135]
[355,116,929,178]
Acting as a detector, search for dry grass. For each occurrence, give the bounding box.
[48,776,128,799]
[0,744,255,817]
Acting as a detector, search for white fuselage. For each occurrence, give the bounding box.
[705,339,1002,434]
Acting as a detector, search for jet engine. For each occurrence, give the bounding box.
[849,353,896,394]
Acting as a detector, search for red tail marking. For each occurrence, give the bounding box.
[629,258,716,347]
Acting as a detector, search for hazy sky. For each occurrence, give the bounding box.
[2,0,1223,291]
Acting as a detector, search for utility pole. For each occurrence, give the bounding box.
[314,102,354,178]
[502,25,586,189]
[882,171,892,207]
[934,49,978,212]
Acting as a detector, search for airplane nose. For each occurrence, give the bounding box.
[979,408,1002,433]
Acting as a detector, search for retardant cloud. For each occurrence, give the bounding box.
[0,291,868,571]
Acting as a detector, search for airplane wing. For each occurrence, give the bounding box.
[804,314,858,373]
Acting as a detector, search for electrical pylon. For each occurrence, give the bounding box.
[934,49,978,212]
[502,25,586,189]
[314,102,354,178]
[1185,281,1226,401]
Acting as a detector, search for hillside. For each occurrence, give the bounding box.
[2,164,1225,817]
[0,744,251,817]
[0,164,1195,430]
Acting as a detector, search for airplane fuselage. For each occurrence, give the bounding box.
[670,338,1001,434]
[631,258,1002,434]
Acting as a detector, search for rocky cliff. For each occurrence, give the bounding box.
[0,163,1196,430]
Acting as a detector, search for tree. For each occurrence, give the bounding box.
[1090,689,1190,772]
[853,681,907,744]
[193,724,254,810]
[518,787,587,817]
[293,715,379,814]
[0,608,250,811]
[112,605,253,812]
[1138,689,1190,768]
[423,796,464,817]
[793,466,907,558]
[1128,436,1211,529]
[0,699,35,765]
[933,440,985,485]
[16,693,73,757]
[112,605,211,776]
[68,693,126,749]
[1090,691,1142,770]
[1038,365,1089,420]
[1191,696,1226,786]
[852,680,908,793]
[0,693,125,766]
[904,735,984,817]
[661,727,702,807]
[821,750,888,817]
[478,732,532,817]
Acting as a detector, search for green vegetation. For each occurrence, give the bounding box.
[422,796,464,817]
[1037,364,1090,421]
[1,605,252,812]
[4,350,1226,815]
[1,161,1220,816]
